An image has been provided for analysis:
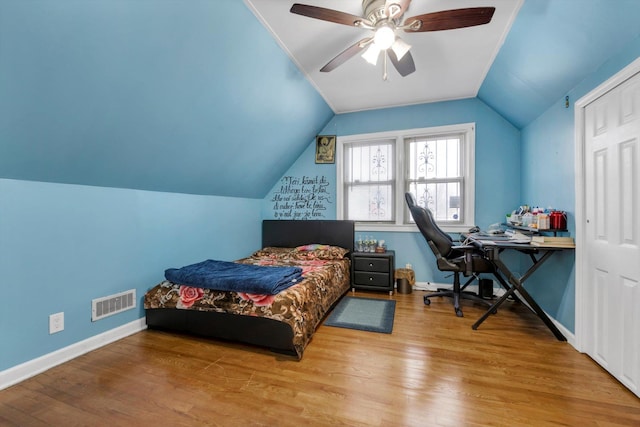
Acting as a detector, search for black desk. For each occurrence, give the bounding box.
[465,234,573,341]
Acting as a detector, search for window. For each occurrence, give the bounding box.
[342,139,395,222]
[336,123,475,232]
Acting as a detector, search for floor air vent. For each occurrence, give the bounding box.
[92,289,136,321]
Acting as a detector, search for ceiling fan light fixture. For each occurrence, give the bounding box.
[373,25,395,50]
[362,43,381,65]
[290,1,496,79]
[391,37,411,60]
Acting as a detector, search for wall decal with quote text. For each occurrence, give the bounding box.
[271,175,331,220]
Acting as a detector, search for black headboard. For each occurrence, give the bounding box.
[262,220,354,252]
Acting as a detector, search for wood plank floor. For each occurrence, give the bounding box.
[1,290,639,426]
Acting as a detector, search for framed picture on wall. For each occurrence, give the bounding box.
[315,135,336,164]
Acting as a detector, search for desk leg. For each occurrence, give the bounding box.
[472,280,514,330]
[474,251,566,341]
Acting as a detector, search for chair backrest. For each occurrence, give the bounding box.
[405,192,454,258]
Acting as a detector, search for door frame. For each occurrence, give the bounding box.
[574,56,640,353]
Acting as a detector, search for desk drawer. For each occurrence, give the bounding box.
[354,271,390,287]
[354,257,389,273]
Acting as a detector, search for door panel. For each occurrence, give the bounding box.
[584,71,640,397]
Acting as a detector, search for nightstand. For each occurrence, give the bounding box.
[351,250,395,295]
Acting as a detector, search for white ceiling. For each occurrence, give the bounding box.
[246,0,523,113]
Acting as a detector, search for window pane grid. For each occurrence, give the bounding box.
[344,140,395,222]
[347,142,394,184]
[408,135,462,180]
[406,134,464,223]
[345,183,394,221]
[408,180,463,223]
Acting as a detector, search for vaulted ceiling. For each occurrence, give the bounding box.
[1,0,639,198]
[246,0,524,113]
[247,0,640,128]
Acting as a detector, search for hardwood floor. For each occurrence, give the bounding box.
[1,290,639,426]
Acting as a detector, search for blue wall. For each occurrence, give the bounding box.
[0,0,333,198]
[0,179,261,370]
[478,0,640,129]
[263,97,521,285]
[520,34,640,331]
[0,0,329,374]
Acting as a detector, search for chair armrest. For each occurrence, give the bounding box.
[451,245,476,251]
[427,241,458,270]
[451,245,475,275]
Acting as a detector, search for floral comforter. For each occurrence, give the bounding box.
[144,246,351,358]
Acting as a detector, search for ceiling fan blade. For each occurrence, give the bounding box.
[388,48,416,77]
[385,0,411,19]
[404,7,495,32]
[290,4,371,27]
[320,38,373,72]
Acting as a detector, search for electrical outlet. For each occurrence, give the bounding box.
[49,312,64,334]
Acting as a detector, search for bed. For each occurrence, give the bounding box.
[144,220,354,359]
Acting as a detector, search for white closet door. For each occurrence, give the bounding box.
[583,71,640,397]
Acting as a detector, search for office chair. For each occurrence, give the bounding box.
[405,192,504,317]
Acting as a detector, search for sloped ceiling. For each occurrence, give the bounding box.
[479,0,640,128]
[0,0,333,198]
[246,0,523,113]
[1,0,639,199]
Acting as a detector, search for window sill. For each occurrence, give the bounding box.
[355,223,474,234]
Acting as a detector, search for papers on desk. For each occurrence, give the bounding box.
[472,233,576,246]
[507,236,532,244]
[504,230,531,243]
[472,230,531,244]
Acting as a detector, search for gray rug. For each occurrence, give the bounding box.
[324,296,396,334]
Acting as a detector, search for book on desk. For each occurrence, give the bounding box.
[530,236,575,248]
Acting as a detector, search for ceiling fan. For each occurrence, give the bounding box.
[290,0,495,80]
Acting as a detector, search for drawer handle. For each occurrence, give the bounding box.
[369,263,373,267]
[369,277,373,281]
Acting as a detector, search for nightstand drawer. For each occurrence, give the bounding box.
[354,271,390,287]
[354,257,390,273]
[350,250,395,295]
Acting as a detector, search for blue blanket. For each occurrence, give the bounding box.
[164,259,303,295]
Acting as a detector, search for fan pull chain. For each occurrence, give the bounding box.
[383,52,388,81]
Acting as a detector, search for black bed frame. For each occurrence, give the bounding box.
[145,220,355,357]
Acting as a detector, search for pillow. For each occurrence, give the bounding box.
[251,247,295,260]
[292,245,349,260]
[296,244,330,251]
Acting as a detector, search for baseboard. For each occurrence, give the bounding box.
[413,281,505,296]
[413,281,449,291]
[551,319,576,348]
[413,281,577,349]
[0,317,147,391]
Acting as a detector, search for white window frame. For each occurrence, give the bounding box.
[336,123,475,233]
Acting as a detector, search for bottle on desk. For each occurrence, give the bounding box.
[522,212,534,227]
[538,213,550,229]
[549,211,567,230]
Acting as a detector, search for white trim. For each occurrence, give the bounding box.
[355,222,474,234]
[0,317,147,390]
[337,123,476,230]
[574,56,640,353]
[242,0,337,113]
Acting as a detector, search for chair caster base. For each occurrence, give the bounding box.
[455,308,463,317]
[423,296,431,306]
